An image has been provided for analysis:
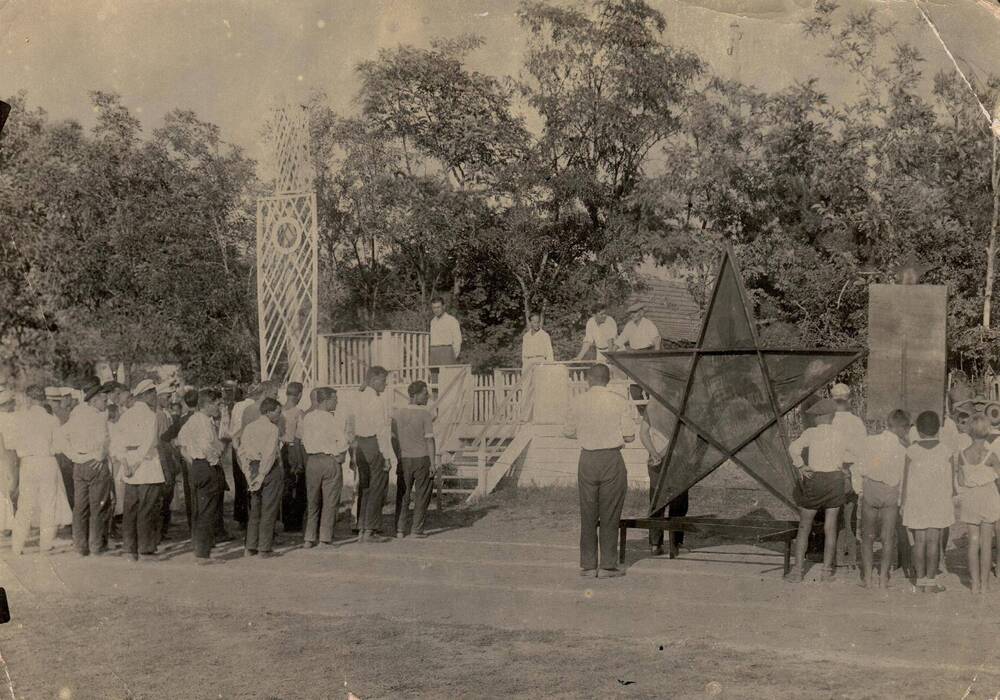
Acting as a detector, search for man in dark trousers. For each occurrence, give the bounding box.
[160,388,199,530]
[563,364,637,578]
[638,399,687,558]
[176,389,225,564]
[353,366,396,543]
[280,382,307,533]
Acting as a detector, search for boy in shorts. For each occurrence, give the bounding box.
[858,409,910,588]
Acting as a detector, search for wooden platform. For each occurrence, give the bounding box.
[618,516,800,574]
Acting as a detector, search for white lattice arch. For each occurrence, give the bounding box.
[256,105,318,386]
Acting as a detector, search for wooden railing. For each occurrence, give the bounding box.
[319,330,429,386]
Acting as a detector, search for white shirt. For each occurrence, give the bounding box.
[430,312,462,355]
[9,405,62,459]
[831,411,868,463]
[229,398,255,441]
[788,424,847,473]
[858,431,907,488]
[59,402,109,464]
[617,318,660,350]
[584,316,617,351]
[177,412,224,464]
[115,401,165,484]
[353,387,395,462]
[521,329,554,365]
[237,415,280,490]
[564,386,637,451]
[300,409,348,456]
[281,405,304,443]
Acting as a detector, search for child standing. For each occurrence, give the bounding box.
[955,415,1000,594]
[901,411,956,593]
[857,410,910,589]
[787,398,849,582]
[391,381,436,538]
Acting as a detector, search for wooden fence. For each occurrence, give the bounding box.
[319,330,429,386]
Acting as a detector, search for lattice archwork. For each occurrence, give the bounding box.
[257,192,318,386]
[272,107,315,195]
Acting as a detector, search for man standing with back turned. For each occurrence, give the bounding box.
[564,364,637,579]
[354,366,397,542]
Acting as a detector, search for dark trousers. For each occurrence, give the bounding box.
[356,437,388,533]
[176,450,192,529]
[395,456,432,536]
[304,454,343,544]
[281,442,307,532]
[72,460,112,555]
[214,462,228,538]
[122,483,163,555]
[160,450,177,538]
[58,454,75,510]
[578,448,628,571]
[190,459,221,559]
[646,463,689,548]
[246,463,284,552]
[231,449,249,526]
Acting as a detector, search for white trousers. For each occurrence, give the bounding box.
[12,456,72,554]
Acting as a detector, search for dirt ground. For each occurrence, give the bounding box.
[2,485,1000,700]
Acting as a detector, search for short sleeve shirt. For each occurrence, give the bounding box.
[393,406,434,459]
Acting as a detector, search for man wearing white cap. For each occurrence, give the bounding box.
[0,388,18,537]
[616,302,661,352]
[61,380,112,556]
[10,385,72,555]
[115,379,166,561]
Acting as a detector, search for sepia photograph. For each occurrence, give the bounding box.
[2,0,1000,697]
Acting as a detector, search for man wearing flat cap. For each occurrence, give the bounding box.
[114,379,166,561]
[616,302,661,353]
[60,380,112,556]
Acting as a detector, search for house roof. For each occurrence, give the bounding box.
[626,277,702,344]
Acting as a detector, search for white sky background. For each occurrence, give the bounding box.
[1,0,998,168]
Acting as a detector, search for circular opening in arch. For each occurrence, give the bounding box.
[272,216,303,253]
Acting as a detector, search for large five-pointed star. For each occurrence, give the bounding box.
[606,246,866,512]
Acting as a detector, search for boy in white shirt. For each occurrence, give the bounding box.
[857,409,910,589]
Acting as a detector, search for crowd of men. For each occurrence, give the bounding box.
[0,366,438,563]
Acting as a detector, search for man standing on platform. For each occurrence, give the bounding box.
[521,311,555,370]
[177,389,225,564]
[280,382,307,533]
[238,397,283,557]
[564,364,637,578]
[117,379,166,561]
[300,387,349,547]
[616,302,661,352]
[354,366,396,542]
[61,381,112,557]
[575,304,618,363]
[10,385,72,555]
[429,297,462,366]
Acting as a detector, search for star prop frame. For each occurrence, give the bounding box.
[606,246,866,512]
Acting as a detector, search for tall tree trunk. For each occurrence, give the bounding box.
[984,137,999,329]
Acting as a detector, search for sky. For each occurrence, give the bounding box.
[2,0,999,166]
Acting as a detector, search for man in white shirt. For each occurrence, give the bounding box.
[638,399,685,557]
[62,380,112,556]
[177,388,225,563]
[238,397,283,557]
[564,364,637,578]
[115,379,166,561]
[575,305,618,363]
[429,297,462,366]
[353,366,397,542]
[829,383,867,568]
[10,385,73,555]
[300,387,349,547]
[0,388,17,537]
[521,311,555,369]
[616,302,661,352]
